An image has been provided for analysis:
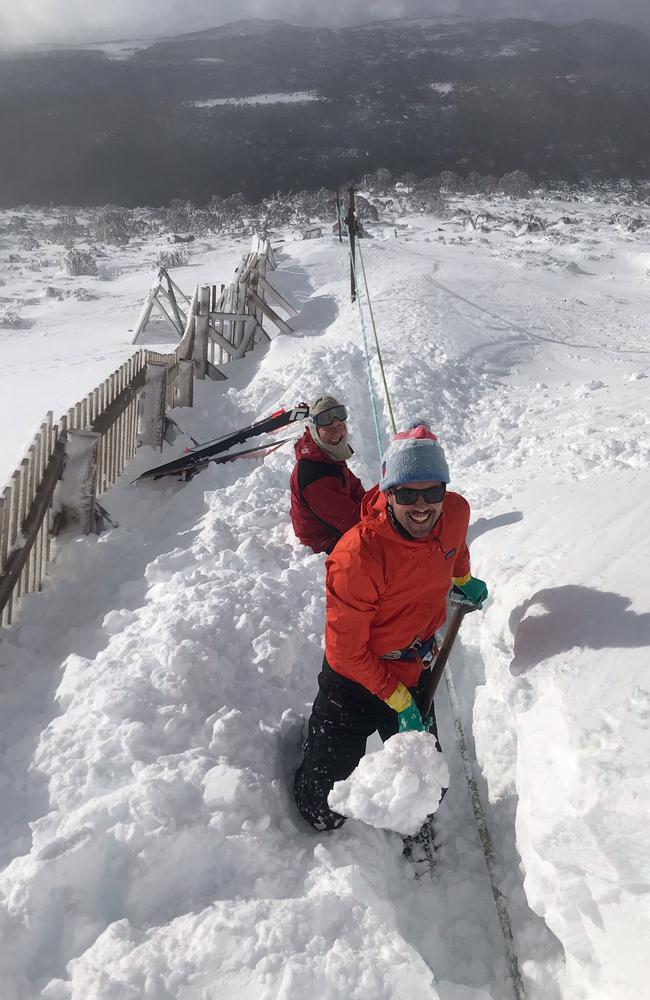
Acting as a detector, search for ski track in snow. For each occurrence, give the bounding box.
[1,195,650,999]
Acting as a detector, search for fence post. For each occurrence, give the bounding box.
[138,362,168,450]
[346,185,357,302]
[173,360,194,408]
[193,285,210,379]
[58,429,100,534]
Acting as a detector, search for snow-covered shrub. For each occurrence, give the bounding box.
[154,249,187,269]
[261,192,295,227]
[51,216,88,246]
[411,186,447,216]
[355,195,379,222]
[62,249,98,276]
[0,308,30,329]
[440,170,462,194]
[6,215,28,232]
[462,172,498,196]
[373,167,392,188]
[397,171,418,189]
[93,208,134,246]
[164,199,195,233]
[498,170,534,198]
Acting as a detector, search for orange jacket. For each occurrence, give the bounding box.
[325,485,471,701]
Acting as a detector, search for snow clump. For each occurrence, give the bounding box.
[328,732,449,836]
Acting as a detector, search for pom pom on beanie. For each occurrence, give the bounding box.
[380,422,450,491]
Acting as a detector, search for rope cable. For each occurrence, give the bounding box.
[346,232,384,459]
[342,222,526,1000]
[356,240,397,435]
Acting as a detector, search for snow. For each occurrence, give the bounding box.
[191,92,323,108]
[328,732,450,835]
[73,39,157,60]
[430,83,454,95]
[1,190,650,999]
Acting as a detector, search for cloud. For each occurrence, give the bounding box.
[0,1,644,48]
[0,1,462,47]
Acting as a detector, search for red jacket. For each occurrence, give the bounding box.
[290,430,365,554]
[325,485,471,700]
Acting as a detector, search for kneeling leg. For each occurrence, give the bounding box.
[294,690,369,831]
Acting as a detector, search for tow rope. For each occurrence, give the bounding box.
[344,227,527,1000]
[345,231,385,459]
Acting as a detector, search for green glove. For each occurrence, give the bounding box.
[452,573,488,607]
[398,700,426,733]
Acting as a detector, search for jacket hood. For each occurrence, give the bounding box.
[294,428,341,464]
[360,484,450,546]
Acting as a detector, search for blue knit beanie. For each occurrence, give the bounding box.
[380,422,450,491]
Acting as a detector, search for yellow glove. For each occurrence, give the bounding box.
[384,682,412,712]
[385,683,425,732]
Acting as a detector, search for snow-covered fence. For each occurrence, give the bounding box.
[134,237,295,384]
[0,237,295,628]
[145,284,199,408]
[179,237,294,378]
[0,351,166,627]
[131,268,192,345]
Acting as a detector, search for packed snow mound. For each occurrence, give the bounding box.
[328,733,449,836]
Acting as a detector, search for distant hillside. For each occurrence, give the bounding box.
[1,16,649,206]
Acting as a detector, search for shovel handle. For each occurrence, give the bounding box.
[417,602,472,722]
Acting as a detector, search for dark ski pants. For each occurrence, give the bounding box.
[294,659,439,832]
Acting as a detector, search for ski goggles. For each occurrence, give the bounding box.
[311,404,348,427]
[391,484,446,505]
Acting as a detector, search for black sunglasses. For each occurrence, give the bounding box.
[391,484,446,505]
[312,404,348,427]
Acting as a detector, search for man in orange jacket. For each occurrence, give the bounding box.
[294,422,488,831]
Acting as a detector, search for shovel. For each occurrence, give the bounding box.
[416,589,478,724]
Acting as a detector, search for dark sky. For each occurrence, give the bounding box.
[0,1,636,48]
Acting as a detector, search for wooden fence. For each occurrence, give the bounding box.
[0,237,295,629]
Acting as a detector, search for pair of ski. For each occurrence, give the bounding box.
[132,404,310,483]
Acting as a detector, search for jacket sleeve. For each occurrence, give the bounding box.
[450,494,471,580]
[325,539,399,702]
[303,474,362,536]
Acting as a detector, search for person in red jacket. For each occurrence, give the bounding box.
[294,422,488,831]
[290,395,365,555]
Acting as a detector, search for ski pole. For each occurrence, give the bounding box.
[417,591,477,723]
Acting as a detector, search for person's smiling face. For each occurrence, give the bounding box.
[387,480,445,538]
[317,418,347,447]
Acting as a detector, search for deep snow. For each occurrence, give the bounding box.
[1,193,649,1000]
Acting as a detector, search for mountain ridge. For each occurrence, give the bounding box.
[1,15,649,206]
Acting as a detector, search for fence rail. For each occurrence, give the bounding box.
[0,237,296,629]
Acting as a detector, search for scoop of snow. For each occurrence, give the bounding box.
[328,732,449,836]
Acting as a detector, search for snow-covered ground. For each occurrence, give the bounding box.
[190,92,324,107]
[1,193,649,999]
